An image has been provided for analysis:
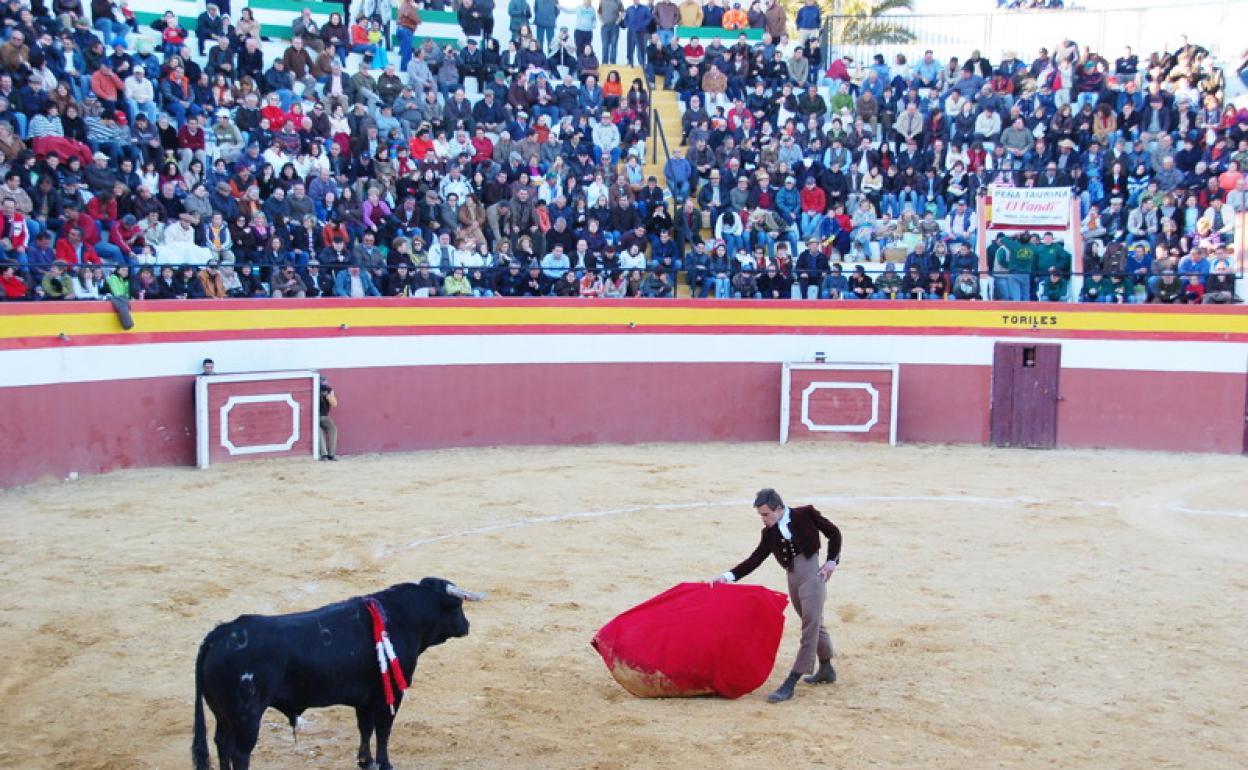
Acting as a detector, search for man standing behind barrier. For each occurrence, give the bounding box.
[599,0,622,64]
[624,0,652,68]
[712,488,841,703]
[319,380,339,461]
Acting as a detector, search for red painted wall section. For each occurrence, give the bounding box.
[322,362,780,454]
[1056,369,1247,454]
[0,377,196,485]
[1,360,1244,488]
[897,364,992,445]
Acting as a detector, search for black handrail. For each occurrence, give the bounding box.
[650,95,671,171]
[640,57,672,172]
[818,17,832,71]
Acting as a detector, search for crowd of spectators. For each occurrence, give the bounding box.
[0,0,1240,304]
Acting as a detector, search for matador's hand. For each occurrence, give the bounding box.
[817,562,837,582]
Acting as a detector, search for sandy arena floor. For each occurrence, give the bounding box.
[0,443,1245,769]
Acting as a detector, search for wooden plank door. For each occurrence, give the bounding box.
[991,343,1061,449]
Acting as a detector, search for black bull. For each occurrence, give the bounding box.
[192,577,479,770]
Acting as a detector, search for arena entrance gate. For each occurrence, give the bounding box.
[780,363,899,445]
[990,343,1061,449]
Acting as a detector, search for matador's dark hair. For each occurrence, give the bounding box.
[753,488,784,511]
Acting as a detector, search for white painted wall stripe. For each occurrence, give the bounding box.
[1,334,1244,388]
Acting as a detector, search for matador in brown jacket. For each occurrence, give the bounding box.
[713,488,841,703]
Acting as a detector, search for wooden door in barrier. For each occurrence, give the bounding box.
[990,343,1061,449]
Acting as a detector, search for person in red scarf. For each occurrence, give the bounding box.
[160,64,193,124]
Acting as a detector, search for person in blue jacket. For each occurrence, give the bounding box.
[624,0,653,67]
[333,264,382,297]
[795,0,821,43]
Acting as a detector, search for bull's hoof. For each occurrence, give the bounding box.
[357,758,375,770]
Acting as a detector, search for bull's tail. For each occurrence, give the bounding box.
[192,637,211,770]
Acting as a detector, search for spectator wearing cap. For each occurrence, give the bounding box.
[123,65,157,125]
[197,259,227,299]
[300,261,330,297]
[495,260,526,296]
[817,263,847,300]
[472,90,508,136]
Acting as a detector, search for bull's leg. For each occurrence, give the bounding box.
[355,707,376,769]
[229,710,262,770]
[213,725,234,770]
[374,710,396,770]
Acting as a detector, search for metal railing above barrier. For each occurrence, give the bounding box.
[823,2,1242,67]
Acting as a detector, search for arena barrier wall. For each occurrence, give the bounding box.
[0,300,1245,486]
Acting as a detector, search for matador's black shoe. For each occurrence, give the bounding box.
[803,658,833,683]
[803,660,837,684]
[766,672,801,703]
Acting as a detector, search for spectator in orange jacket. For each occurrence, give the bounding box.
[90,61,125,113]
[722,3,749,29]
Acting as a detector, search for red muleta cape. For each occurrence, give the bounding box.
[591,582,788,699]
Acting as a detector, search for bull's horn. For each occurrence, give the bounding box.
[447,584,486,601]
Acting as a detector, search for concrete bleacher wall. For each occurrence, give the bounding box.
[1,299,1245,487]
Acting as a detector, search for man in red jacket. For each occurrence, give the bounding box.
[54,226,101,266]
[713,488,842,703]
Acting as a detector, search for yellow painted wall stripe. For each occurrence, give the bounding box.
[3,304,1248,340]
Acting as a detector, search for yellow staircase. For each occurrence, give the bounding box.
[601,65,682,186]
[601,64,698,294]
[600,66,693,295]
